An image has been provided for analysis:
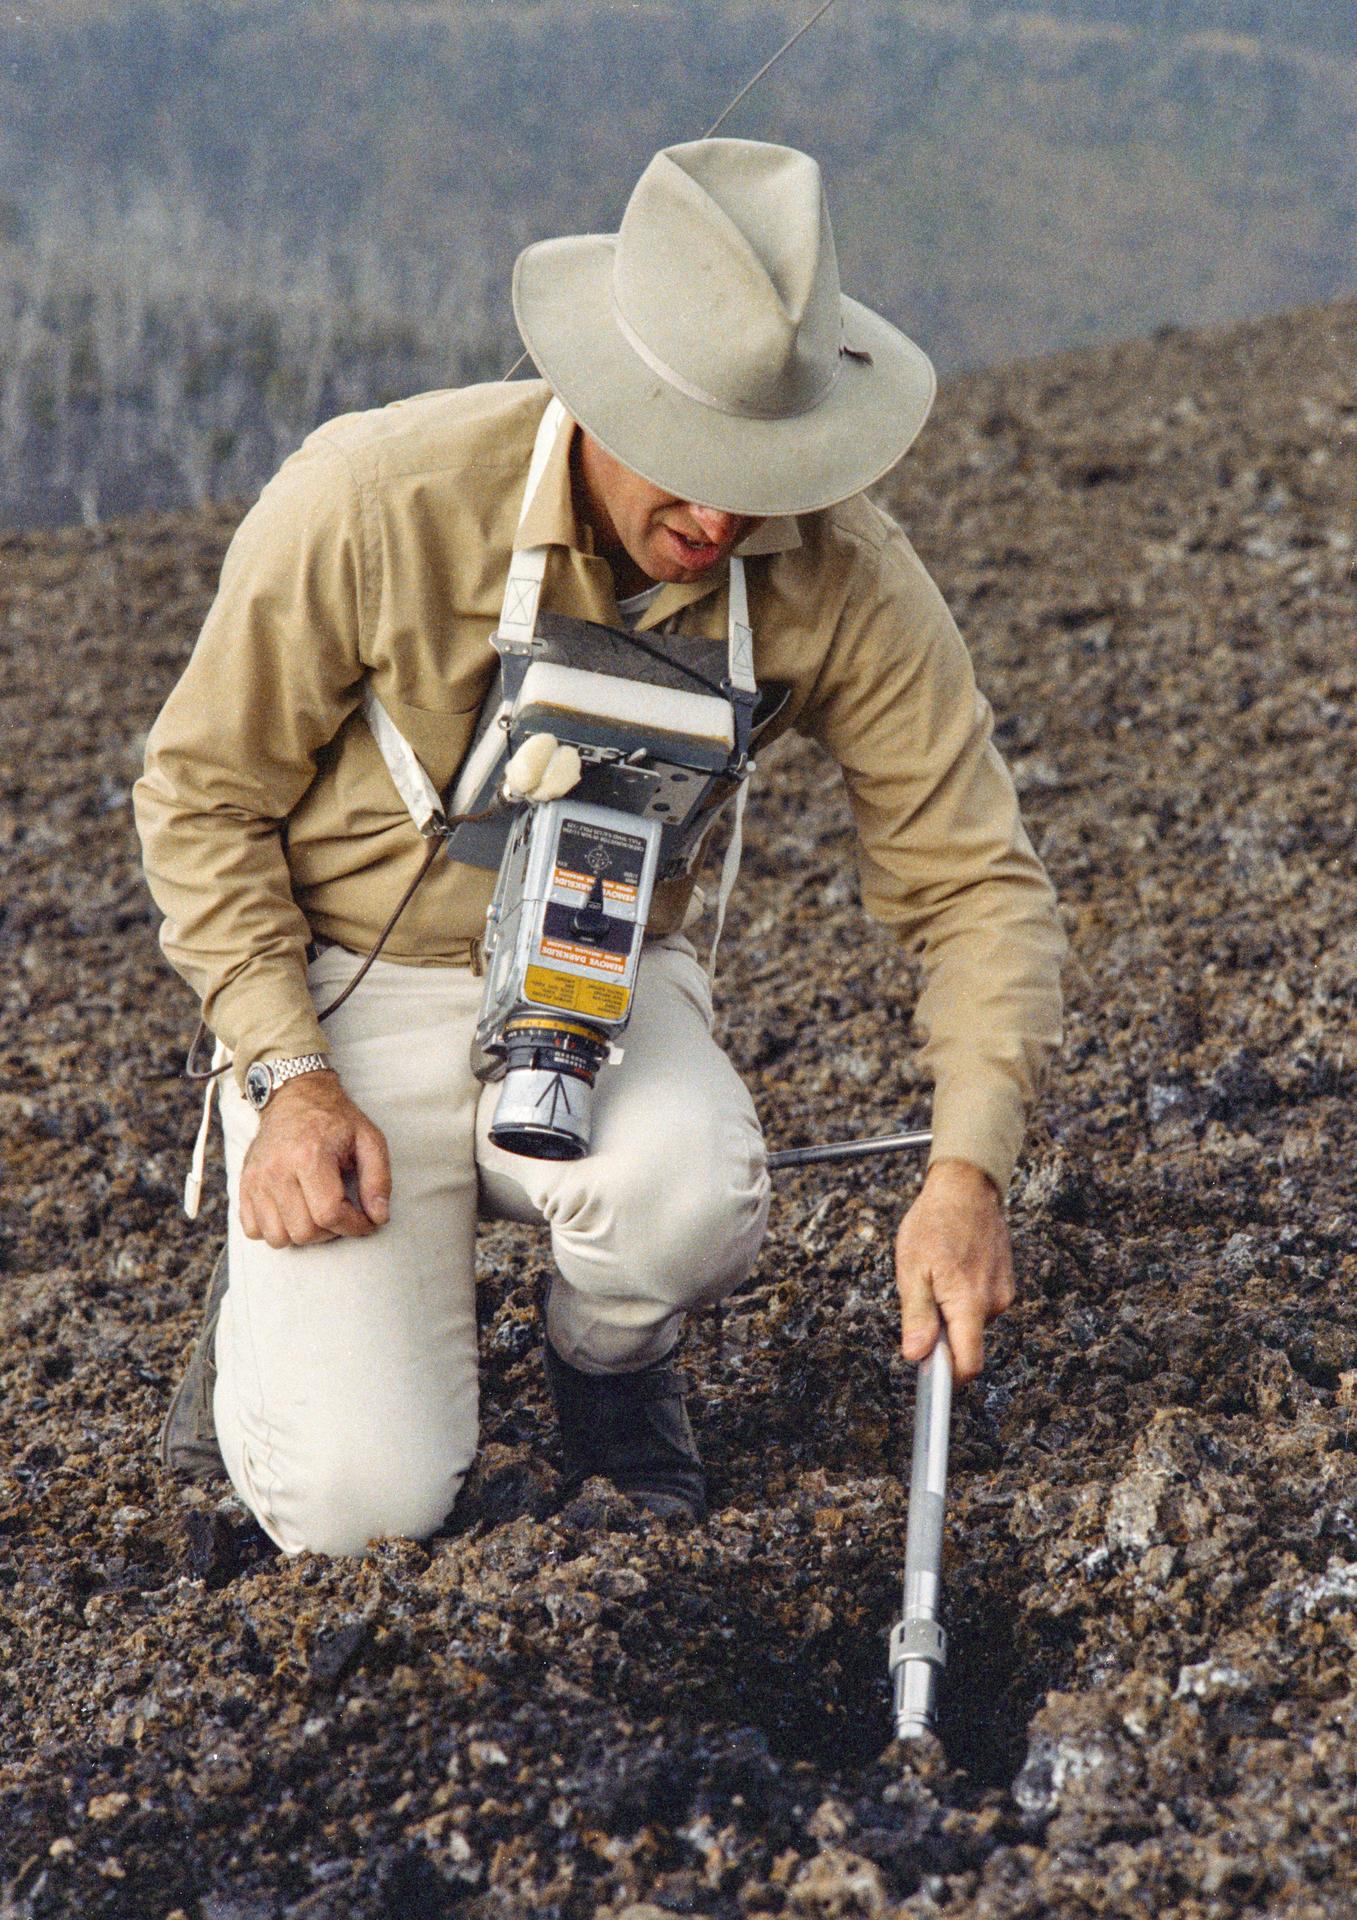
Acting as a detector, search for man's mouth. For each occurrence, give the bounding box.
[662,526,724,571]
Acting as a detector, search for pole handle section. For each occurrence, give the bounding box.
[891,1332,953,1741]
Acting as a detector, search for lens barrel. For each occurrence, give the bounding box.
[487,1018,609,1159]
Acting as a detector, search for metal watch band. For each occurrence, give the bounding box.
[245,1052,332,1110]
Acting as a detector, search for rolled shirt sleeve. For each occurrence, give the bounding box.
[133,441,371,1092]
[796,517,1065,1194]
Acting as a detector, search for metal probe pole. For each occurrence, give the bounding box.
[890,1332,953,1740]
[764,1123,951,1740]
[766,1128,932,1171]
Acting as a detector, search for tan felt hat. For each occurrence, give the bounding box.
[512,138,937,518]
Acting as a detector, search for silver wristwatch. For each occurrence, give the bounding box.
[244,1053,332,1111]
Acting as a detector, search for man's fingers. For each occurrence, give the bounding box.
[900,1283,988,1382]
[895,1163,1014,1383]
[353,1123,392,1227]
[296,1156,375,1240]
[275,1175,330,1248]
[898,1262,942,1364]
[250,1191,291,1251]
[242,1171,347,1247]
[240,1178,287,1247]
[938,1299,986,1383]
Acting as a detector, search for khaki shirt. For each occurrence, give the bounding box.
[134,380,1064,1192]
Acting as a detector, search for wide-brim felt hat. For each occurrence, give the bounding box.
[512,138,936,518]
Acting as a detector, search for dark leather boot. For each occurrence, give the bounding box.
[157,1246,228,1482]
[543,1340,707,1521]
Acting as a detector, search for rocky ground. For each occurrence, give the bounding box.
[1,297,1355,1919]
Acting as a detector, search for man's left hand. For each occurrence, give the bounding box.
[895,1159,1013,1382]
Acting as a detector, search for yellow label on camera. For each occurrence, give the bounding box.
[524,966,630,1023]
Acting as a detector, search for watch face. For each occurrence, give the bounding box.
[245,1062,273,1111]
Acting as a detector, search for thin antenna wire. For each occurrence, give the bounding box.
[703,0,842,138]
[502,0,845,379]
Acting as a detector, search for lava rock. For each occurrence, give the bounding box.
[307,1618,373,1688]
[1205,1047,1281,1123]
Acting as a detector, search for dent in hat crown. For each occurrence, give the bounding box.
[610,139,844,421]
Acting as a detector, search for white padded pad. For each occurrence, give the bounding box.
[516,662,734,752]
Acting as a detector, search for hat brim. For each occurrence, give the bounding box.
[512,235,936,518]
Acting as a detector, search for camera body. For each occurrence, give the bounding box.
[475,798,662,1157]
[450,610,752,1159]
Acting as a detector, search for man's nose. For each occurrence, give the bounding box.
[689,506,743,545]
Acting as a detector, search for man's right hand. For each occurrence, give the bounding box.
[239,1071,392,1248]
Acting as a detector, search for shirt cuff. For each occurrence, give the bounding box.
[207,965,332,1098]
[927,1076,1027,1198]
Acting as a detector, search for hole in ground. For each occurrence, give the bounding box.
[627,1557,1078,1794]
[936,1578,1081,1792]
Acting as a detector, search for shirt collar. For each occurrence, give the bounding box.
[736,515,802,557]
[513,409,589,555]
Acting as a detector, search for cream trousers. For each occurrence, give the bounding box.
[213,936,770,1555]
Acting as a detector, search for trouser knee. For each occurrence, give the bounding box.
[557,1120,768,1299]
[547,1126,770,1372]
[226,1416,476,1558]
[620,1161,769,1304]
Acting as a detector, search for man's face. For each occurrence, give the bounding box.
[575,431,763,592]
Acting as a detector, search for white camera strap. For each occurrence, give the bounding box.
[495,395,569,649]
[360,685,448,836]
[709,545,754,970]
[359,399,570,835]
[709,779,749,977]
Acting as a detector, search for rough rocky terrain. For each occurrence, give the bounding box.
[1,298,1354,1919]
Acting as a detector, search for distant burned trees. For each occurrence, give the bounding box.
[0,187,511,528]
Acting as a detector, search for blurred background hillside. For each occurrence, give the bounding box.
[2,0,1355,526]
